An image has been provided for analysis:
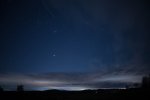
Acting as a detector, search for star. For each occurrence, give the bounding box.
[53,54,56,57]
[53,30,57,33]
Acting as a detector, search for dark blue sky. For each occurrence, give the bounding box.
[0,0,150,90]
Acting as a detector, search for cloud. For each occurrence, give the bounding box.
[0,71,143,90]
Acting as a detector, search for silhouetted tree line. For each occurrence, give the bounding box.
[125,75,150,89]
[142,74,150,88]
[0,85,24,92]
[17,85,24,92]
[0,86,4,92]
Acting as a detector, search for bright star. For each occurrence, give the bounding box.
[53,54,56,57]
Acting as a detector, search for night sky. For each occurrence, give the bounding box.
[0,0,150,91]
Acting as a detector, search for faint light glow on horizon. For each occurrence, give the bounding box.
[41,86,90,91]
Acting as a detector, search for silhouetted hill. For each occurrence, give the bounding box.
[0,88,150,100]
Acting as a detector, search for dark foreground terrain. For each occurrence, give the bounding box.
[0,88,150,100]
